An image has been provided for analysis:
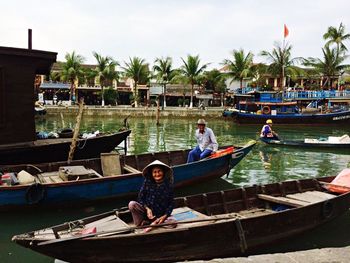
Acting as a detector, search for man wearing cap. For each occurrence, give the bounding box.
[260,119,279,140]
[187,119,218,163]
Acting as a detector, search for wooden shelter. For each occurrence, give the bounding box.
[0,46,57,145]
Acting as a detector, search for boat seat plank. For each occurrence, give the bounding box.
[85,215,117,228]
[286,191,336,203]
[49,175,64,183]
[258,194,310,207]
[82,215,130,237]
[123,164,141,174]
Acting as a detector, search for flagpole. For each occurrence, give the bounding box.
[282,35,285,92]
[282,24,288,92]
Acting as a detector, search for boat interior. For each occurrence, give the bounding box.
[0,150,192,185]
[1,145,239,186]
[21,177,339,243]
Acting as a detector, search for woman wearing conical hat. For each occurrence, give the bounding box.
[128,160,175,228]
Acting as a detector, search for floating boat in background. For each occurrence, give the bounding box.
[0,142,256,211]
[34,102,47,116]
[12,174,350,262]
[260,134,350,149]
[223,109,350,125]
[223,91,350,125]
[0,129,131,165]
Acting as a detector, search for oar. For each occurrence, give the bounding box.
[37,214,241,246]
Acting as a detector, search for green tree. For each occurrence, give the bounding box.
[61,51,85,103]
[323,22,350,52]
[260,42,301,91]
[222,49,254,89]
[92,52,118,106]
[180,55,208,108]
[122,57,149,107]
[303,46,349,89]
[202,69,226,106]
[103,87,118,105]
[153,57,176,109]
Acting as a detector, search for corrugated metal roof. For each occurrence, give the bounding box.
[40,82,70,89]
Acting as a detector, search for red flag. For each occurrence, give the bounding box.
[284,24,289,38]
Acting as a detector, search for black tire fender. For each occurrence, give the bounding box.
[25,183,45,204]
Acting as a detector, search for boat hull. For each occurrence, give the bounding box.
[0,130,131,165]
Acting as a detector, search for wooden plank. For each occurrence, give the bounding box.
[258,194,310,207]
[49,175,64,183]
[286,191,336,203]
[123,164,141,174]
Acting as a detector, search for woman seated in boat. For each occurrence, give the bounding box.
[260,119,280,140]
[128,160,176,228]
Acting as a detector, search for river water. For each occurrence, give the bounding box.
[1,116,350,262]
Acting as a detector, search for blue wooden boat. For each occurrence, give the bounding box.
[0,142,256,211]
[224,109,350,125]
[223,90,350,125]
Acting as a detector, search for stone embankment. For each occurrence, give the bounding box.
[45,105,227,119]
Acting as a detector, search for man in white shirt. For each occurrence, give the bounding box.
[187,119,218,163]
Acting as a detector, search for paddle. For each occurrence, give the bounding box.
[36,213,242,246]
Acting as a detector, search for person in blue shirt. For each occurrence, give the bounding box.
[128,160,175,227]
[187,119,218,163]
[260,119,280,140]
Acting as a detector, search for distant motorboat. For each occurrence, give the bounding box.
[34,102,46,116]
[260,134,350,149]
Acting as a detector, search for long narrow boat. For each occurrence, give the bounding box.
[12,175,350,262]
[223,109,350,125]
[0,129,131,165]
[260,134,350,149]
[0,142,255,211]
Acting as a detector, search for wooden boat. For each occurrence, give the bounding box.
[260,134,350,149]
[12,175,350,262]
[0,129,131,165]
[0,142,256,211]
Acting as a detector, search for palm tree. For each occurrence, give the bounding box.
[303,46,349,89]
[61,51,85,104]
[92,52,118,106]
[202,70,226,106]
[180,55,208,108]
[222,49,254,89]
[323,22,350,52]
[153,57,176,109]
[260,42,301,91]
[122,57,149,107]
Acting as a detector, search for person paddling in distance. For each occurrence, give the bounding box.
[128,160,176,230]
[187,119,218,163]
[260,119,280,140]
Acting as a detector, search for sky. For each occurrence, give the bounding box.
[1,0,350,69]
